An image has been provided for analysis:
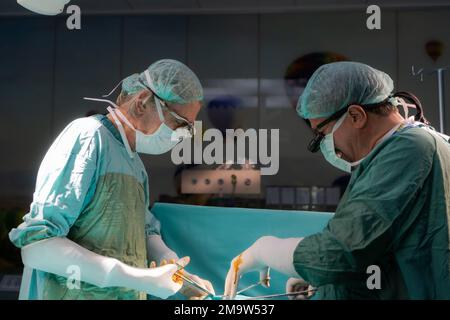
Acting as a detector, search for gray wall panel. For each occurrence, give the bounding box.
[0,17,55,197]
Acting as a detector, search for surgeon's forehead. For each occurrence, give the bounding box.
[169,101,202,122]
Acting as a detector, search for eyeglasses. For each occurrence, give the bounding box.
[307,99,389,153]
[156,97,196,136]
[307,107,349,153]
[138,77,195,136]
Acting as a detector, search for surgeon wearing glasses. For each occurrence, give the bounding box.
[224,61,450,300]
[9,59,215,300]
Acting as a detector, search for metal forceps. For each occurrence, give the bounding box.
[174,262,215,298]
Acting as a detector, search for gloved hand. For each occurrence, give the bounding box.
[224,236,303,299]
[285,277,315,300]
[150,259,215,300]
[179,272,215,300]
[147,235,179,264]
[111,256,190,299]
[224,251,269,300]
[21,237,188,299]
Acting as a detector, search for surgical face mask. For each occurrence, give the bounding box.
[320,112,411,173]
[84,97,191,158]
[320,114,362,173]
[113,108,189,154]
[111,107,182,156]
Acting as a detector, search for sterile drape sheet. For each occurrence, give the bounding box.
[151,203,333,299]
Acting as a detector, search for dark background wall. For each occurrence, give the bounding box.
[0,7,449,206]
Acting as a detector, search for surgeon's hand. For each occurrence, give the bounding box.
[223,239,271,299]
[150,258,215,300]
[179,272,215,300]
[223,236,303,299]
[142,256,189,299]
[285,277,315,300]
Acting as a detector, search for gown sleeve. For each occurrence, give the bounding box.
[293,130,435,287]
[9,119,99,248]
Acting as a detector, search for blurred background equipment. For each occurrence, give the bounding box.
[0,207,25,299]
[284,52,348,110]
[265,186,341,212]
[425,40,444,62]
[206,95,243,135]
[181,169,261,195]
[412,62,450,133]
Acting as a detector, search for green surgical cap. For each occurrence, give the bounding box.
[297,61,394,119]
[121,59,203,104]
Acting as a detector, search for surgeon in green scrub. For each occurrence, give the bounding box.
[224,62,450,300]
[9,59,215,300]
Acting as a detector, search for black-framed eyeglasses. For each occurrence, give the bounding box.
[307,107,349,153]
[138,79,196,136]
[160,100,196,136]
[307,99,393,153]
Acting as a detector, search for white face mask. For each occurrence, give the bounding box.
[84,97,190,158]
[109,106,182,156]
[320,114,362,173]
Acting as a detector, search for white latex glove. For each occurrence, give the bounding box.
[285,277,315,300]
[147,235,179,265]
[21,237,188,299]
[149,259,215,300]
[224,236,302,299]
[179,272,216,300]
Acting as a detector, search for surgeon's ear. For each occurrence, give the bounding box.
[134,90,152,116]
[348,105,367,129]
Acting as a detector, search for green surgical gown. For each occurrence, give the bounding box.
[9,115,162,300]
[293,126,450,299]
